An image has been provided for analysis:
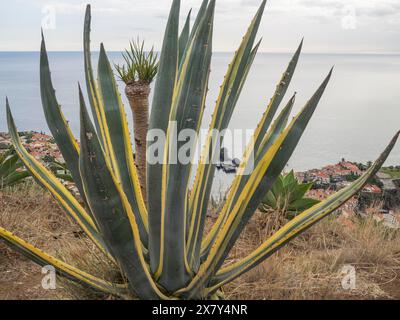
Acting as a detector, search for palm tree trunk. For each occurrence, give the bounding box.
[125,83,150,199]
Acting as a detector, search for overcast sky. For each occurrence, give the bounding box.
[0,0,399,53]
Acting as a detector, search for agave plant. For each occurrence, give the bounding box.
[115,39,159,197]
[260,171,320,220]
[1,0,399,300]
[0,146,30,189]
[49,160,73,182]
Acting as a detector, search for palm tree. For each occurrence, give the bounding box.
[115,39,158,197]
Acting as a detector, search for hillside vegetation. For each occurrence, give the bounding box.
[1,184,399,300]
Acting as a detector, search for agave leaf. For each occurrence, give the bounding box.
[264,188,278,208]
[288,198,320,213]
[53,173,74,182]
[180,69,333,298]
[254,39,303,152]
[283,170,296,186]
[217,40,303,213]
[257,94,296,160]
[178,9,191,65]
[190,41,261,269]
[83,5,118,174]
[211,69,333,274]
[78,89,166,300]
[0,152,19,177]
[208,131,400,293]
[230,38,262,115]
[288,182,313,204]
[181,0,209,70]
[218,41,303,218]
[83,4,104,145]
[188,2,266,270]
[97,44,148,246]
[147,0,180,274]
[189,0,208,40]
[207,39,303,219]
[1,172,30,187]
[157,0,215,291]
[0,226,128,298]
[201,92,296,259]
[40,33,91,213]
[271,175,285,197]
[5,99,110,259]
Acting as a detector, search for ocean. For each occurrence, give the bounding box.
[0,51,399,179]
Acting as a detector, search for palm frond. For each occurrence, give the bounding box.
[115,38,158,84]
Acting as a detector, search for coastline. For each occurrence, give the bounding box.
[2,130,400,218]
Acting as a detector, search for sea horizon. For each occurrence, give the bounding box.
[1,51,400,55]
[1,51,399,177]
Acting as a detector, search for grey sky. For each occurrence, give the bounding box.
[0,0,399,53]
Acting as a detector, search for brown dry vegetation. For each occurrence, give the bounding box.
[1,184,400,300]
[0,183,121,300]
[224,211,400,299]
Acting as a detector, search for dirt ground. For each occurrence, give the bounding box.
[0,183,70,299]
[1,184,400,300]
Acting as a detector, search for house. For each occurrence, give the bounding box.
[313,172,330,184]
[340,161,362,174]
[363,184,382,194]
[32,132,52,142]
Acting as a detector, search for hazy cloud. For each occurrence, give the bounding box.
[1,0,399,53]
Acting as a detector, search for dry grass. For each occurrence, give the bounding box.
[1,184,400,300]
[0,183,121,300]
[223,211,400,300]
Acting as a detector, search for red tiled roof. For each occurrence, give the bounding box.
[313,172,329,179]
[341,162,361,173]
[363,184,382,194]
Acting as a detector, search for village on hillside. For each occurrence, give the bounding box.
[0,131,63,162]
[0,131,76,192]
[296,160,400,228]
